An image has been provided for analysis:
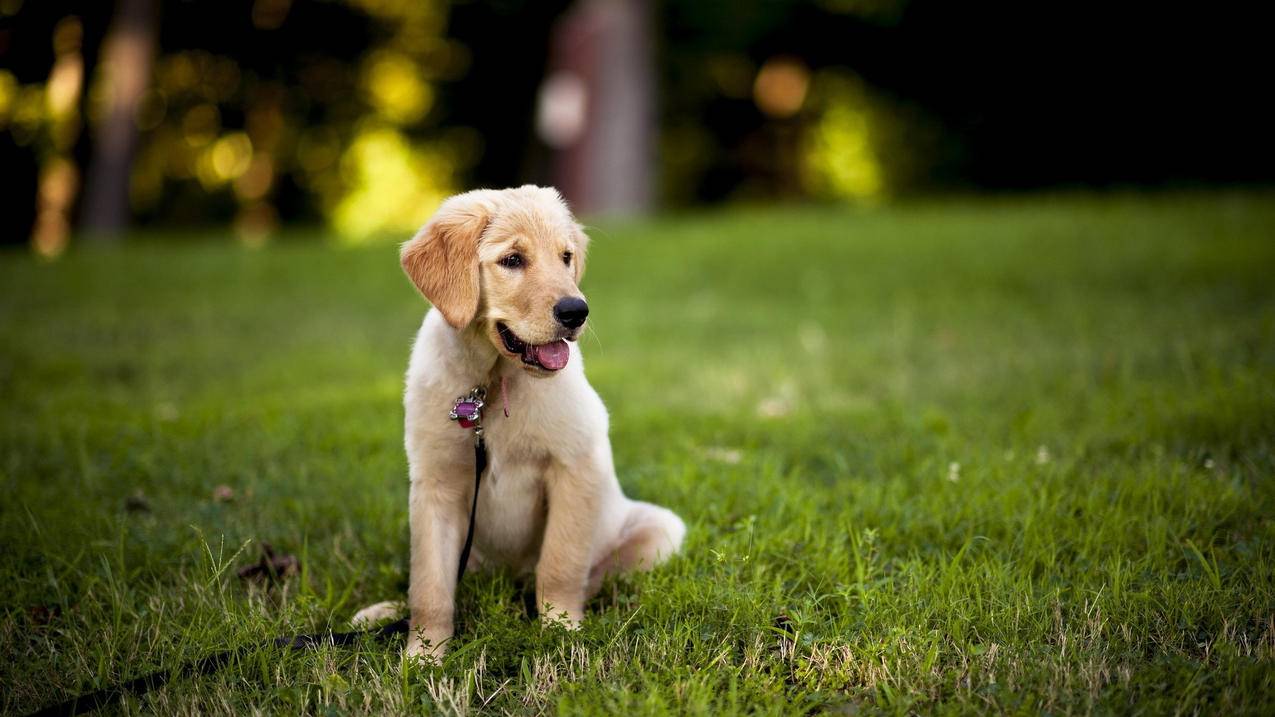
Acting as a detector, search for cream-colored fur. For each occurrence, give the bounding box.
[352,186,685,661]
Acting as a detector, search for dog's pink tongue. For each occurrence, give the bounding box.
[529,340,570,370]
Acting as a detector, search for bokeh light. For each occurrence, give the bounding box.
[363,51,433,125]
[801,73,884,201]
[753,57,810,119]
[331,125,455,239]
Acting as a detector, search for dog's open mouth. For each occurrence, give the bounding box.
[497,323,570,371]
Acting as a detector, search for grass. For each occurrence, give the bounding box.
[2,191,1274,715]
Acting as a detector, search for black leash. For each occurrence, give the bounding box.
[26,619,412,717]
[449,385,488,584]
[457,433,486,581]
[27,387,492,717]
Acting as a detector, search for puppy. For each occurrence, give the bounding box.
[354,186,685,661]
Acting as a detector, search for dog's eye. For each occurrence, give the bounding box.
[498,253,524,269]
[562,251,572,266]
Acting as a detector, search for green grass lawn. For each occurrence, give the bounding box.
[2,192,1274,715]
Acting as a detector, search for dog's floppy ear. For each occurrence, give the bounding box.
[401,190,500,329]
[571,223,590,284]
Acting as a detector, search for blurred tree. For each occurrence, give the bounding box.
[80,0,157,241]
[132,0,466,241]
[0,1,112,251]
[542,0,654,216]
[2,0,480,246]
[657,0,1275,204]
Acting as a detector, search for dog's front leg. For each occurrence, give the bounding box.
[536,458,603,628]
[407,469,470,661]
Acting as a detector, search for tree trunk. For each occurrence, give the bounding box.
[544,0,654,216]
[79,0,158,240]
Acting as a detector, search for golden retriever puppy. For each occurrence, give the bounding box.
[353,186,685,661]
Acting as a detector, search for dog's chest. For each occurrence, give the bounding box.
[461,369,603,570]
[472,411,551,568]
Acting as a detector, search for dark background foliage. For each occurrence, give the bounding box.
[1,0,1272,249]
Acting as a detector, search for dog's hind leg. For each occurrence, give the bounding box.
[587,501,685,597]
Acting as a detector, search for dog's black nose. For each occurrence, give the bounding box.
[554,297,589,329]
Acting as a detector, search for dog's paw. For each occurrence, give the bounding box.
[351,600,405,628]
[539,606,583,631]
[406,634,445,664]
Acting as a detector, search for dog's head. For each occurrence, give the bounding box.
[401,185,589,375]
